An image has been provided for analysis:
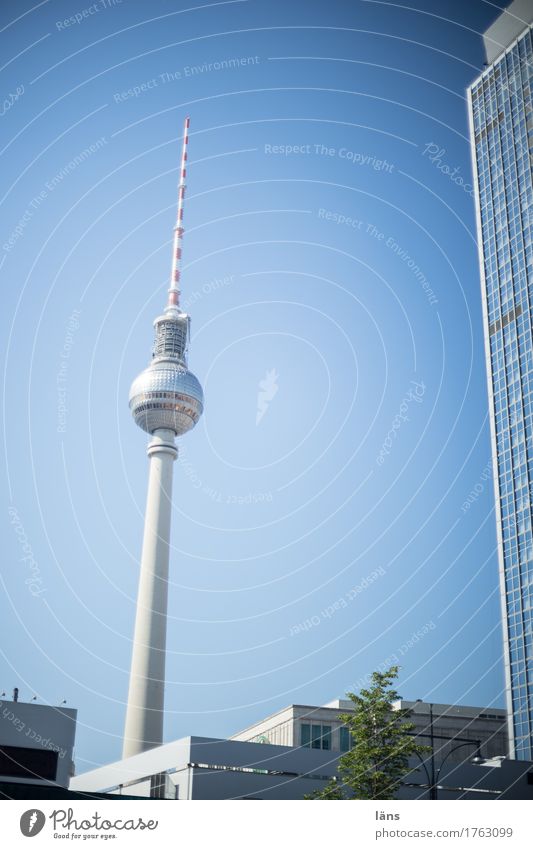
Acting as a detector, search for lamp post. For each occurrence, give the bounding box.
[433,741,484,798]
[407,703,484,799]
[411,737,483,799]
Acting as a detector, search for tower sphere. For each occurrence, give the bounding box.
[129,360,203,435]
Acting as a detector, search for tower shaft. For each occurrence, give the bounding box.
[122,429,177,759]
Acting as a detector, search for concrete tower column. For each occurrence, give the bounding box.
[122,428,177,759]
[123,117,203,760]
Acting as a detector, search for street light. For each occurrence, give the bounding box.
[407,703,485,799]
[433,741,484,799]
[410,741,483,799]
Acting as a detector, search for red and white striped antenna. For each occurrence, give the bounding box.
[167,116,190,309]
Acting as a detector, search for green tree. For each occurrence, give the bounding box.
[308,666,429,800]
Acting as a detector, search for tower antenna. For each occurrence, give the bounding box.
[167,116,190,309]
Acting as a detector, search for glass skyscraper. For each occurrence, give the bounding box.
[468,1,533,760]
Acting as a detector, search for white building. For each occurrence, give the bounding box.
[68,698,526,800]
[69,732,533,801]
[70,736,338,800]
[231,699,509,764]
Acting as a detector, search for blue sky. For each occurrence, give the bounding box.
[0,0,512,772]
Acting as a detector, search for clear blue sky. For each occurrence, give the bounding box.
[1,0,511,772]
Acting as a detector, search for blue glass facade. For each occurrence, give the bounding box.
[469,24,533,760]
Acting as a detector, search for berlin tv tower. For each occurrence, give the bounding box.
[123,117,204,759]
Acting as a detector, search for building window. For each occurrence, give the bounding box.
[300,723,331,750]
[301,724,311,747]
[340,726,351,752]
